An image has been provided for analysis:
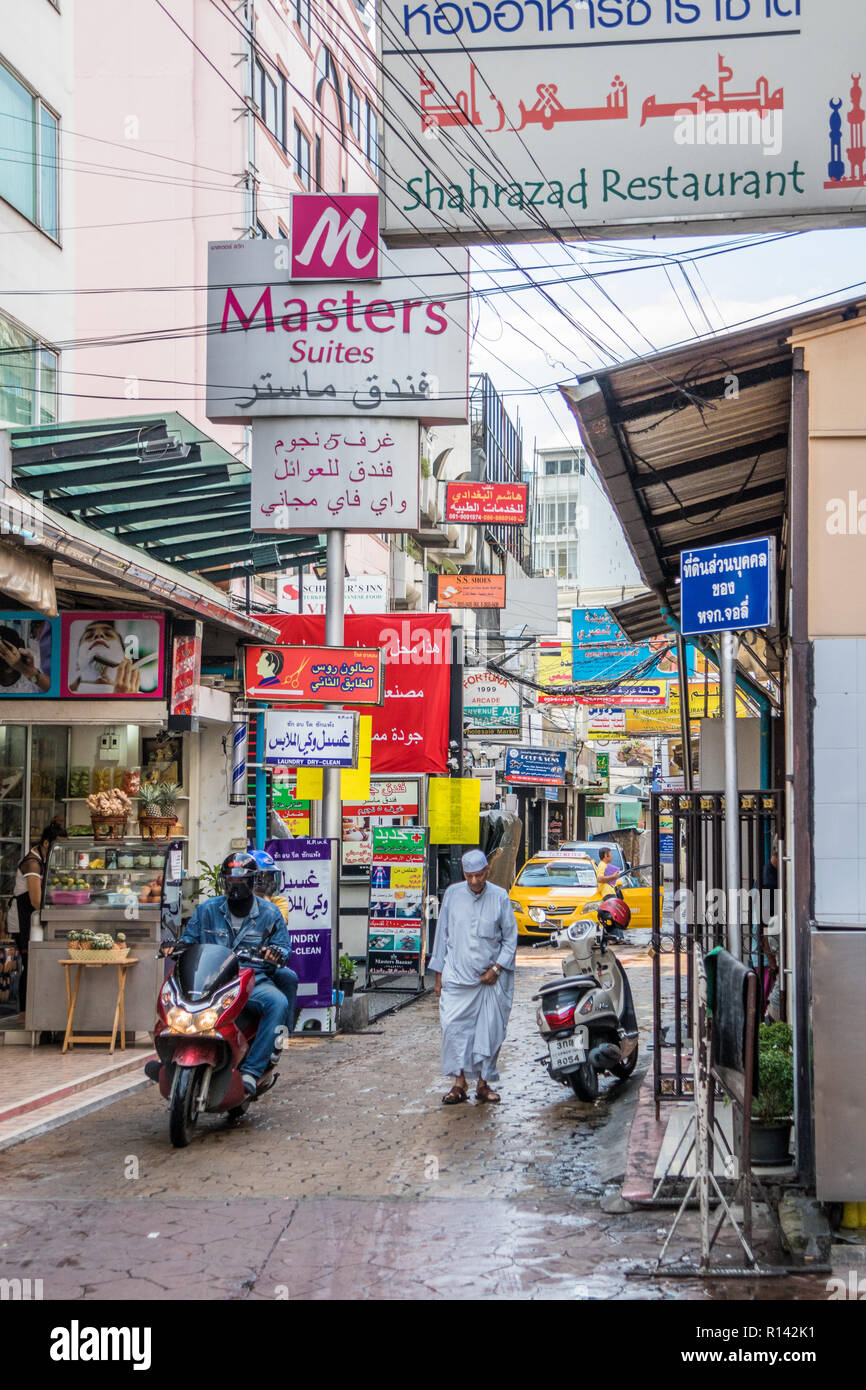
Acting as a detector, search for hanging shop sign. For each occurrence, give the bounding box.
[587,708,628,738]
[623,682,751,735]
[206,238,470,424]
[680,538,775,636]
[264,710,359,769]
[252,418,420,533]
[504,747,566,786]
[271,771,311,836]
[429,777,482,843]
[574,681,668,708]
[343,777,422,875]
[277,573,389,615]
[0,612,59,697]
[263,614,452,775]
[444,481,528,525]
[244,644,385,704]
[367,825,428,979]
[436,574,506,609]
[61,612,165,699]
[265,838,333,1010]
[595,752,610,792]
[537,640,575,705]
[290,193,380,281]
[380,8,865,242]
[571,608,680,684]
[169,625,202,719]
[462,668,521,737]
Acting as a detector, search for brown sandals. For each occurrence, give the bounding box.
[476,1081,501,1104]
[442,1084,468,1104]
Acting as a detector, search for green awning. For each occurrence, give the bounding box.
[9,412,326,578]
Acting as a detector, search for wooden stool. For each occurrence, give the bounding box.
[58,958,139,1054]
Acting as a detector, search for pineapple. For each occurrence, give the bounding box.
[156,781,179,817]
[137,782,162,819]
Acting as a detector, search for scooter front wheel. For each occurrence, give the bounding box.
[568,1062,599,1102]
[169,1065,203,1148]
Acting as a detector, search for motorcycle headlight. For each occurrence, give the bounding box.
[166,1006,193,1033]
[217,987,240,1012]
[196,1009,220,1032]
[528,906,547,924]
[159,980,175,1009]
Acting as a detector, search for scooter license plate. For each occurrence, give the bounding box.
[548,1028,588,1068]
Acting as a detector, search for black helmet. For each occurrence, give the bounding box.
[219,852,259,895]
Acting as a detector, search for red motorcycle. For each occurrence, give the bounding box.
[146,942,280,1147]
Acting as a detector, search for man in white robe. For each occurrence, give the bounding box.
[427,849,518,1104]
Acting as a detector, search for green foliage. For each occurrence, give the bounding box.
[338,952,357,980]
[156,781,179,813]
[197,860,222,898]
[759,1021,793,1053]
[754,1021,794,1123]
[138,782,162,813]
[420,456,431,479]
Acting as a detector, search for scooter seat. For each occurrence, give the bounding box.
[536,973,597,997]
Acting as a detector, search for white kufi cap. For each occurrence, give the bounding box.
[461,849,488,872]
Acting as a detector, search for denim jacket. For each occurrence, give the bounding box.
[180,894,291,979]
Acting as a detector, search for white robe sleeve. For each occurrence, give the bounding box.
[495,893,518,973]
[427,888,450,974]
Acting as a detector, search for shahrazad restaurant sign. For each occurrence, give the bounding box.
[206,199,470,424]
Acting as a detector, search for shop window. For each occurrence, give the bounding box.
[0,60,59,239]
[0,311,58,427]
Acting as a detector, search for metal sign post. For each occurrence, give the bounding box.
[323,528,345,995]
[721,630,742,958]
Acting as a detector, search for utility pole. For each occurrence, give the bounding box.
[322,528,345,990]
[721,629,741,957]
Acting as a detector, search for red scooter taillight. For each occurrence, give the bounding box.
[544,1003,577,1029]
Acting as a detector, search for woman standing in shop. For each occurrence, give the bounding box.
[10,824,64,1014]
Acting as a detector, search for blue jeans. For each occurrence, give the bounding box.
[272,966,298,1033]
[242,980,289,1079]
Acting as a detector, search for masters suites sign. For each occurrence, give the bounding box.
[381,2,866,240]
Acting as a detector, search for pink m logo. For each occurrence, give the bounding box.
[291,194,380,280]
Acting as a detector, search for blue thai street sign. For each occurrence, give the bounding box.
[679,538,775,637]
[504,747,567,787]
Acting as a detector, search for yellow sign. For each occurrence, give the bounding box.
[295,766,323,799]
[429,777,482,845]
[391,865,424,888]
[624,683,751,734]
[341,757,371,801]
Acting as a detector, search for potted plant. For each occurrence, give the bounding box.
[752,1022,794,1166]
[338,953,358,997]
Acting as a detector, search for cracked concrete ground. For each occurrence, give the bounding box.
[0,944,828,1300]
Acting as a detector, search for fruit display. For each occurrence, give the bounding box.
[87,789,131,818]
[92,768,113,794]
[68,768,91,798]
[138,878,162,904]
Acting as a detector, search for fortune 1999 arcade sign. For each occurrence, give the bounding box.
[380,0,866,241]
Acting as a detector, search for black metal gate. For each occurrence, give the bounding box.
[649,789,782,1110]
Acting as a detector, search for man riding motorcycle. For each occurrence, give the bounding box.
[165,852,291,1096]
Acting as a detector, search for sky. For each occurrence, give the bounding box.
[467,226,866,462]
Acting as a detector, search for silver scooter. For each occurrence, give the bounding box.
[532,894,639,1101]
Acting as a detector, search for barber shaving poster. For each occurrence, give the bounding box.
[266,838,333,1011]
[61,612,165,698]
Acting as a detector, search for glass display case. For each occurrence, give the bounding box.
[41,836,169,939]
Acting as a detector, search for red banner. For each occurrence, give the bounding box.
[261,614,452,775]
[445,481,527,525]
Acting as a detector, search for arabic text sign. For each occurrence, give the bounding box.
[244,645,384,704]
[462,668,521,737]
[206,239,470,423]
[381,4,864,241]
[571,608,679,684]
[277,574,388,615]
[367,825,428,977]
[445,481,527,524]
[266,838,332,1009]
[265,710,359,768]
[587,708,627,738]
[680,538,775,636]
[290,193,380,280]
[252,418,420,533]
[504,747,566,786]
[574,682,668,708]
[437,574,505,609]
[623,682,751,734]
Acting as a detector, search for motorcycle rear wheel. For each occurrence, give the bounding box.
[568,1062,599,1102]
[611,1043,639,1081]
[169,1066,202,1148]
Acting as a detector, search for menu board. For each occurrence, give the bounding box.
[366,826,428,979]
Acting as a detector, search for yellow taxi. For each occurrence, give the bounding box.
[509,853,662,937]
[509,854,604,939]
